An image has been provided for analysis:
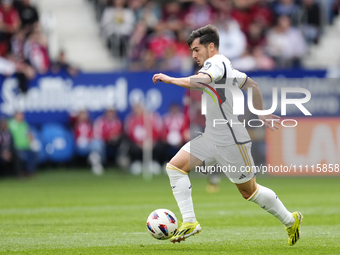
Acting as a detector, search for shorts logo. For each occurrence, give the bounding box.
[239,174,246,180]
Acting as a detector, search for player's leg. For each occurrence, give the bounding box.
[168,148,202,173]
[233,142,302,245]
[236,177,303,245]
[216,142,302,245]
[166,136,211,242]
[167,148,202,223]
[236,177,295,227]
[166,149,202,242]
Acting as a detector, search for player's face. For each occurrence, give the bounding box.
[190,38,209,67]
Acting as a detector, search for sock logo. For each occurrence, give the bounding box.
[189,185,192,189]
[171,186,176,189]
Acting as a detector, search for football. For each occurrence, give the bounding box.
[146,209,178,240]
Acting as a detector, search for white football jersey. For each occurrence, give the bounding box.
[197,54,251,146]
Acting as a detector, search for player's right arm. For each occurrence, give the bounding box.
[152,72,211,89]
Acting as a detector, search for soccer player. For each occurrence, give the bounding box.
[152,25,303,245]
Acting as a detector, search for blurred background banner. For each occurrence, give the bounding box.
[0,72,185,124]
[1,69,336,125]
[266,118,340,176]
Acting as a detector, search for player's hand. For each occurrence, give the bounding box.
[152,73,172,84]
[258,114,281,131]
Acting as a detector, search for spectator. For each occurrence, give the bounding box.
[163,103,188,162]
[93,108,123,165]
[0,0,21,56]
[128,0,146,22]
[160,30,192,72]
[232,47,257,71]
[134,0,160,29]
[216,14,247,60]
[253,46,275,70]
[266,15,307,68]
[210,0,233,15]
[0,55,15,75]
[101,0,135,58]
[162,1,184,32]
[173,29,192,72]
[125,103,164,174]
[10,28,25,59]
[247,22,266,50]
[0,118,15,177]
[128,21,148,70]
[147,21,175,61]
[299,0,321,44]
[251,0,274,29]
[231,0,254,34]
[13,0,39,32]
[273,0,299,24]
[144,21,175,70]
[5,53,35,93]
[73,110,105,175]
[50,50,79,76]
[183,0,214,30]
[8,112,37,177]
[11,29,38,87]
[0,38,35,93]
[24,26,50,73]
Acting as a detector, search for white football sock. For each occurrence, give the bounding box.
[166,163,196,223]
[248,184,295,228]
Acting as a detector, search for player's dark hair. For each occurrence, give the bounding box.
[187,24,219,49]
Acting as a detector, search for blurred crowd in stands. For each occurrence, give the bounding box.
[0,85,267,178]
[70,99,194,175]
[0,0,78,93]
[89,0,340,71]
[0,96,196,177]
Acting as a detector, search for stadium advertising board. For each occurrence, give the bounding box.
[0,72,185,124]
[266,118,340,176]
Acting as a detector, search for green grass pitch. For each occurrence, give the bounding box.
[0,169,339,254]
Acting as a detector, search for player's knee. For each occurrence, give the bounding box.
[167,161,190,174]
[239,190,252,200]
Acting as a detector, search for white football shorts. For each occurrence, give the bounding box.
[182,134,255,184]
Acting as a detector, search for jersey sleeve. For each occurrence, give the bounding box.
[198,58,224,83]
[228,65,248,89]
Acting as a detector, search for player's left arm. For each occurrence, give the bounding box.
[152,72,210,89]
[241,77,280,131]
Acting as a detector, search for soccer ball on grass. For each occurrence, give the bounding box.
[146,209,178,240]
